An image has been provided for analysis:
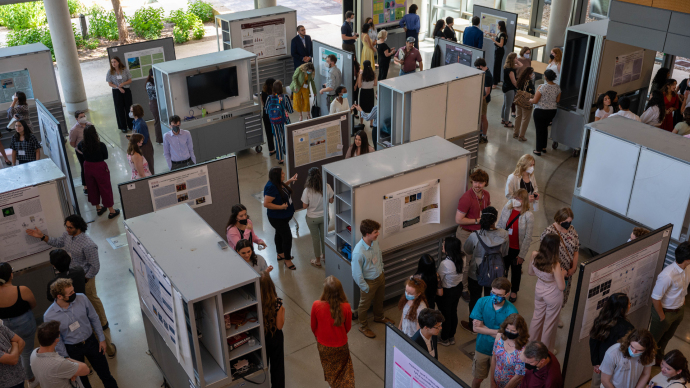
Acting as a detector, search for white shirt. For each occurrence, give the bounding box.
[649,372,687,388]
[640,106,662,126]
[301,184,334,218]
[610,110,641,122]
[652,262,689,309]
[595,107,612,120]
[329,97,350,114]
[421,331,435,358]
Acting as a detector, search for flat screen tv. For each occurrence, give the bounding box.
[445,44,473,67]
[186,67,239,107]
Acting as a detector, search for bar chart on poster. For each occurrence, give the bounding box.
[241,18,287,60]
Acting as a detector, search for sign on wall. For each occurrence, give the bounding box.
[0,69,34,104]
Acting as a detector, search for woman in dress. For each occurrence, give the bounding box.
[7,91,32,129]
[432,19,445,39]
[505,154,539,204]
[302,167,334,267]
[540,207,578,327]
[530,69,561,156]
[497,189,534,303]
[528,234,566,354]
[397,276,428,337]
[126,134,152,180]
[263,166,297,270]
[106,56,133,133]
[289,62,317,122]
[345,129,374,158]
[377,30,396,81]
[260,272,285,388]
[589,293,634,388]
[648,350,690,388]
[145,69,163,144]
[365,17,378,63]
[502,53,518,128]
[641,90,666,127]
[357,60,377,126]
[415,254,441,310]
[513,68,535,142]
[265,81,294,163]
[490,313,529,388]
[311,276,355,388]
[10,120,40,165]
[236,239,272,274]
[361,23,376,67]
[488,21,508,88]
[69,110,91,194]
[78,126,120,219]
[329,86,351,114]
[437,236,464,346]
[225,204,267,250]
[600,329,656,388]
[546,47,562,85]
[260,78,277,157]
[661,79,680,131]
[595,93,614,121]
[130,104,155,174]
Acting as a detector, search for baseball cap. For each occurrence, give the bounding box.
[406,37,416,43]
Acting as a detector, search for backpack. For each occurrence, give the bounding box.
[267,95,285,125]
[474,231,506,287]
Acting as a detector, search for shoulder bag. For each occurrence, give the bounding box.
[514,81,534,109]
[554,227,574,273]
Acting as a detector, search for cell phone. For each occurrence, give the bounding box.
[218,241,229,250]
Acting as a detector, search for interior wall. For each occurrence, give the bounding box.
[0,49,60,112]
[594,39,657,98]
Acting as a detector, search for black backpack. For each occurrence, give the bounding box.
[474,231,506,287]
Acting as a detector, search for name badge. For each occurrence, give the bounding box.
[303,84,308,89]
[18,150,25,156]
[116,75,122,80]
[69,321,80,332]
[508,228,513,236]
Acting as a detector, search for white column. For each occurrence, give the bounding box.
[544,0,575,62]
[43,0,88,112]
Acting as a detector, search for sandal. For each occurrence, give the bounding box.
[310,259,322,268]
[108,209,121,219]
[504,122,514,128]
[533,150,542,156]
[277,256,294,261]
[284,261,297,270]
[518,136,527,142]
[96,207,107,216]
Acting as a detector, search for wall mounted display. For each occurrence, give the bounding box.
[612,49,644,86]
[0,69,33,103]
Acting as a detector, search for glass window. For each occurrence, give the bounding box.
[586,0,609,21]
[503,0,532,32]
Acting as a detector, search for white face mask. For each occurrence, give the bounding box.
[78,117,87,124]
[512,199,521,208]
[524,54,530,59]
[526,166,534,174]
[129,112,134,118]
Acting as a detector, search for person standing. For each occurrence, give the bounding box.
[263,167,298,270]
[341,11,359,55]
[599,329,656,388]
[660,79,680,131]
[266,80,294,164]
[290,63,317,122]
[0,321,26,388]
[329,86,352,114]
[475,58,493,143]
[26,214,117,357]
[361,23,376,66]
[319,54,343,112]
[437,236,464,346]
[145,69,163,144]
[7,91,32,129]
[376,30,396,81]
[357,61,376,125]
[502,53,518,128]
[411,309,444,360]
[516,47,532,78]
[69,110,91,194]
[589,293,634,388]
[650,67,671,95]
[236,240,272,274]
[505,154,539,205]
[291,25,313,71]
[46,249,86,302]
[497,189,534,303]
[530,69,560,156]
[397,277,428,337]
[30,320,90,388]
[648,350,690,388]
[10,120,40,165]
[528,234,566,354]
[394,37,423,76]
[163,115,196,170]
[673,107,690,135]
[0,262,38,388]
[352,219,395,338]
[415,254,441,310]
[77,126,120,219]
[513,67,535,142]
[127,134,152,180]
[311,276,355,388]
[399,5,421,49]
[545,48,562,85]
[106,56,133,133]
[519,341,563,388]
[225,204,267,251]
[463,16,484,49]
[345,129,374,158]
[641,90,667,127]
[650,241,690,365]
[488,21,508,88]
[302,167,334,268]
[130,104,155,175]
[489,313,529,388]
[44,279,118,388]
[443,17,457,42]
[260,78,277,157]
[260,272,285,388]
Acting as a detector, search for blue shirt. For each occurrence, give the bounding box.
[341,21,354,45]
[463,25,484,49]
[264,181,295,219]
[469,296,517,355]
[360,105,378,128]
[399,13,420,31]
[351,238,383,293]
[163,129,196,169]
[133,118,150,145]
[43,294,105,357]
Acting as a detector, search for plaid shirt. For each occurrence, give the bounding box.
[47,232,100,279]
[10,133,40,162]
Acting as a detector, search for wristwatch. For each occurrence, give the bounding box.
[41,235,47,242]
[474,218,479,224]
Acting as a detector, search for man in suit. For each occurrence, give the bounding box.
[463,16,484,49]
[411,308,444,360]
[291,25,313,71]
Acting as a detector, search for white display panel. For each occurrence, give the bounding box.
[445,77,482,139]
[410,84,446,141]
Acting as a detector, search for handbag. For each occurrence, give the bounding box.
[311,97,321,119]
[554,227,574,277]
[514,81,534,109]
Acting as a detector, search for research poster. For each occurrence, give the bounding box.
[38,108,62,171]
[579,239,662,340]
[612,49,644,87]
[0,186,50,262]
[124,47,165,80]
[148,165,213,212]
[372,0,406,25]
[292,116,344,167]
[383,180,441,237]
[393,347,443,388]
[241,18,287,60]
[0,69,34,104]
[480,13,507,35]
[319,47,344,78]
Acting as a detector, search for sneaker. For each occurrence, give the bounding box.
[449,337,456,345]
[359,327,376,338]
[461,291,471,303]
[107,343,117,359]
[460,321,475,334]
[438,339,452,347]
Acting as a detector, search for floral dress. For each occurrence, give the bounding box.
[541,224,579,305]
[493,337,525,388]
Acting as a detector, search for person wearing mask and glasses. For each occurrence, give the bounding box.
[289,62,317,122]
[519,341,563,388]
[497,189,534,303]
[163,115,196,170]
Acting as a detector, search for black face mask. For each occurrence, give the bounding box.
[525,363,537,371]
[238,219,248,225]
[550,54,555,60]
[560,221,571,229]
[66,293,77,303]
[504,331,519,340]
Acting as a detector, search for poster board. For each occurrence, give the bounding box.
[117,156,240,238]
[240,18,287,60]
[385,324,470,388]
[312,41,353,117]
[224,7,297,62]
[434,38,485,69]
[561,224,673,388]
[371,0,406,27]
[472,5,518,84]
[285,112,351,210]
[107,38,176,121]
[0,69,33,103]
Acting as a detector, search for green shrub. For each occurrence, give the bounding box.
[0,2,47,30]
[172,26,189,44]
[88,5,119,41]
[6,24,83,61]
[84,38,99,50]
[68,0,85,17]
[187,0,214,22]
[191,15,205,40]
[129,7,165,39]
[169,9,205,43]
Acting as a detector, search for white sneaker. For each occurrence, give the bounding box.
[29,379,40,388]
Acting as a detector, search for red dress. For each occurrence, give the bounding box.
[660,93,680,131]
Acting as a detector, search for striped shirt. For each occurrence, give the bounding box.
[360,105,378,128]
[46,232,100,279]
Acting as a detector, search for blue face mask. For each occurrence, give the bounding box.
[342,93,348,99]
[628,347,643,358]
[491,293,505,304]
[405,292,415,301]
[306,71,312,74]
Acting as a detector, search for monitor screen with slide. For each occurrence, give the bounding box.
[445,45,473,67]
[186,67,239,107]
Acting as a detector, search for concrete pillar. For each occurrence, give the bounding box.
[255,0,277,8]
[544,0,575,62]
[43,0,88,113]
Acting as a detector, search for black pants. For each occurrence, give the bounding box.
[65,334,118,388]
[264,329,285,388]
[503,247,522,293]
[76,151,86,187]
[533,108,557,152]
[378,62,390,81]
[268,217,292,259]
[112,88,133,131]
[438,283,462,341]
[468,277,491,330]
[262,114,276,152]
[493,48,505,85]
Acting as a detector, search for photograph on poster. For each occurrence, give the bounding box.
[383,180,440,237]
[372,0,406,25]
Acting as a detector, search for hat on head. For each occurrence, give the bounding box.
[406,37,416,43]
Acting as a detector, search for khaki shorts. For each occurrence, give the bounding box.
[472,351,491,379]
[481,98,488,116]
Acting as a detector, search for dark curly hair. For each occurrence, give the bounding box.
[499,313,530,350]
[64,214,87,232]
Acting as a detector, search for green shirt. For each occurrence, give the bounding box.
[470,296,518,355]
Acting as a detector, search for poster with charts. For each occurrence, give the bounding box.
[148,165,212,212]
[372,0,406,26]
[0,186,50,262]
[612,50,644,87]
[124,47,165,80]
[241,18,287,60]
[291,115,345,167]
[393,347,443,388]
[383,180,440,237]
[0,69,34,104]
[480,13,507,35]
[319,47,344,78]
[579,240,662,340]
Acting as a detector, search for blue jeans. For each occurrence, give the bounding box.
[399,69,416,76]
[3,309,36,380]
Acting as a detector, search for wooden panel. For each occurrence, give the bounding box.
[653,0,690,12]
[618,0,653,6]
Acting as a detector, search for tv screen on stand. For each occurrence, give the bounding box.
[186,67,239,107]
[445,44,473,67]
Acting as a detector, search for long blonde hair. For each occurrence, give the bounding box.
[549,47,562,64]
[510,189,531,214]
[504,53,517,69]
[377,30,388,40]
[260,272,278,335]
[319,276,349,327]
[512,154,535,177]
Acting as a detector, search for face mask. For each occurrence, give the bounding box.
[66,293,77,303]
[525,363,537,371]
[405,292,415,301]
[560,221,571,229]
[512,199,521,208]
[550,54,555,60]
[526,166,534,174]
[504,331,519,340]
[172,125,180,133]
[238,219,248,225]
[524,54,530,59]
[492,293,505,304]
[342,93,348,100]
[78,117,87,124]
[628,347,643,358]
[306,71,312,74]
[129,112,134,118]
